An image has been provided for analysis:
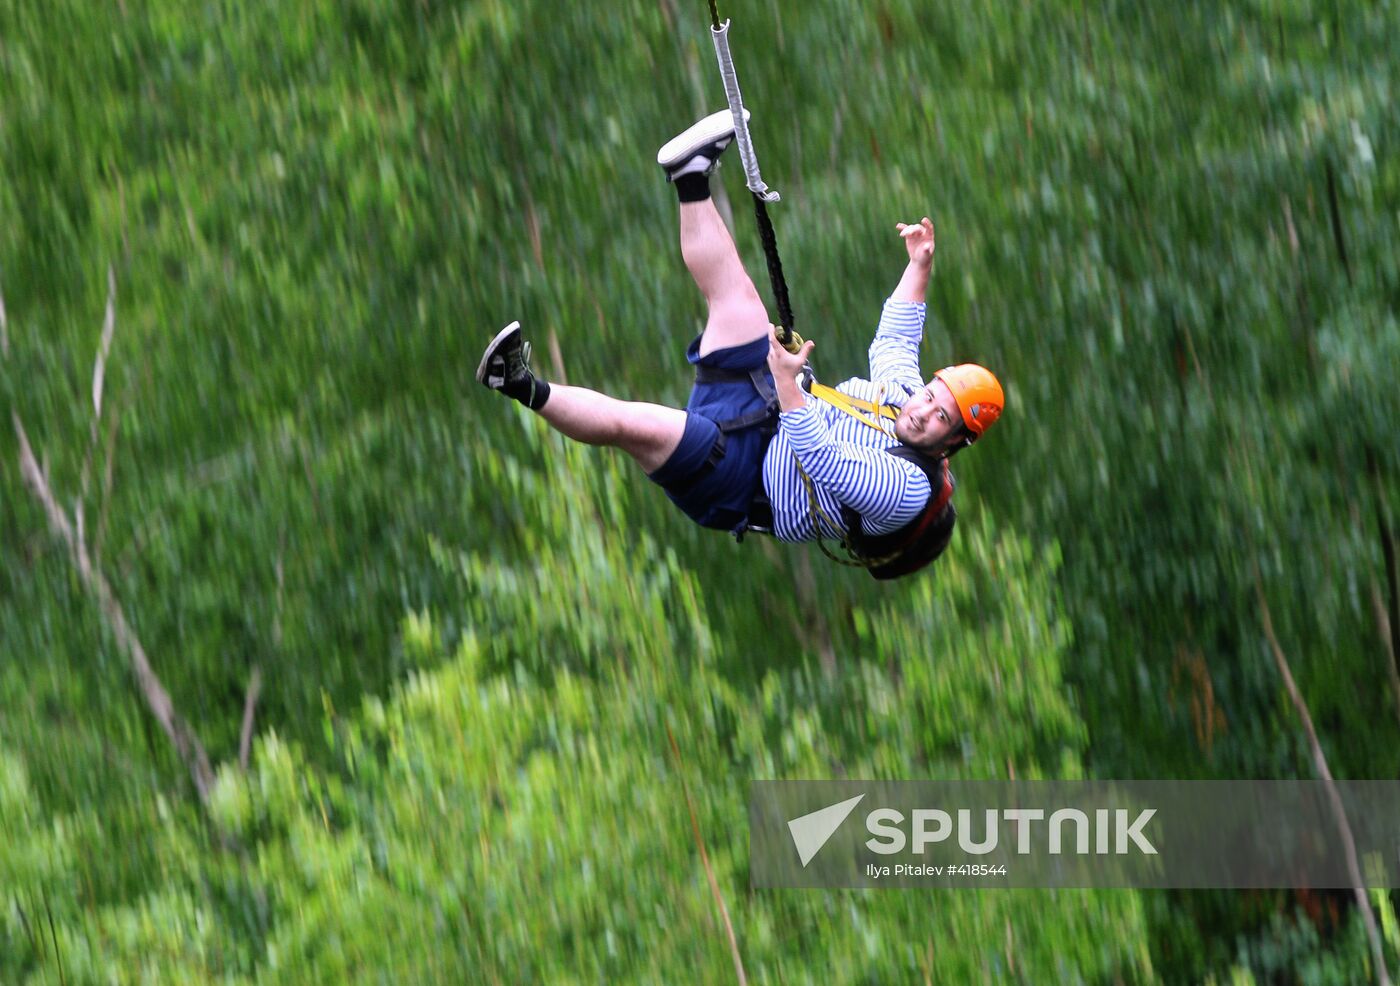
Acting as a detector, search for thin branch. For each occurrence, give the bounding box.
[1375,485,1400,719]
[0,272,9,358]
[523,191,544,272]
[93,407,122,567]
[14,412,216,803]
[666,726,748,986]
[13,895,37,956]
[1282,194,1315,362]
[547,327,569,387]
[43,890,65,986]
[92,264,116,421]
[1367,582,1400,734]
[79,266,117,507]
[1255,573,1394,986]
[238,667,263,772]
[1325,158,1353,287]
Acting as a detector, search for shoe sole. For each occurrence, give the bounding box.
[475,320,522,385]
[657,108,751,168]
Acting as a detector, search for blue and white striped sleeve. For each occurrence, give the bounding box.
[779,402,932,534]
[867,299,927,394]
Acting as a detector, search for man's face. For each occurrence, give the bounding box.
[895,378,965,454]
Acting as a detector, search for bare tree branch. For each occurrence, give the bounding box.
[42,891,64,986]
[666,726,748,986]
[0,273,9,358]
[1374,483,1400,730]
[93,264,116,421]
[13,895,36,956]
[1325,158,1353,287]
[1255,573,1394,986]
[1370,583,1400,735]
[656,0,676,32]
[93,407,122,567]
[14,412,216,803]
[80,265,117,507]
[238,667,263,772]
[547,326,569,387]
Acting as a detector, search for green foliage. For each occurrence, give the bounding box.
[2,0,1397,980]
[3,424,1153,982]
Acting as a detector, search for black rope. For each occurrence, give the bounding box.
[752,194,794,344]
[707,0,720,30]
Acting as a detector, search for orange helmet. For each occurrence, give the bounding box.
[933,364,1004,441]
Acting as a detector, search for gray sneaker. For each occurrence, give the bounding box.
[657,109,751,181]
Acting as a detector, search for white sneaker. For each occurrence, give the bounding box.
[657,109,752,181]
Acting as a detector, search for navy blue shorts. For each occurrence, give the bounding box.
[647,334,774,532]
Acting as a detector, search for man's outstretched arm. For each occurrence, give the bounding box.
[869,217,936,392]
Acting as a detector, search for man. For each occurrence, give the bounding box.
[477,110,1003,578]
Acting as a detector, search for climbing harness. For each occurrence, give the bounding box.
[698,361,954,575]
[793,382,897,561]
[793,384,956,576]
[807,383,899,438]
[842,450,958,580]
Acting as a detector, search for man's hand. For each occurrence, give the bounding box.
[767,328,814,411]
[892,216,935,302]
[896,216,935,269]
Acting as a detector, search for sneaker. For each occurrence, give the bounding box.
[476,320,540,401]
[657,108,751,181]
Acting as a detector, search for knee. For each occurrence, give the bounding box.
[707,297,772,336]
[621,407,688,472]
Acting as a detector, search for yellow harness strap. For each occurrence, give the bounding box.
[790,382,906,565]
[807,382,899,439]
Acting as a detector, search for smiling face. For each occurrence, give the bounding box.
[895,378,967,454]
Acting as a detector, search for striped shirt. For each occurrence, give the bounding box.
[762,299,933,543]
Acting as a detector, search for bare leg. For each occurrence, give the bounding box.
[537,384,687,474]
[680,199,772,356]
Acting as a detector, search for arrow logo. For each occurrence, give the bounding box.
[787,794,865,867]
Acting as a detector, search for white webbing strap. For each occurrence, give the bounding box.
[710,20,780,203]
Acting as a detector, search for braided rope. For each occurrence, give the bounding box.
[753,195,795,345]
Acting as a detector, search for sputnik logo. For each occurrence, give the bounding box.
[786,794,865,867]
